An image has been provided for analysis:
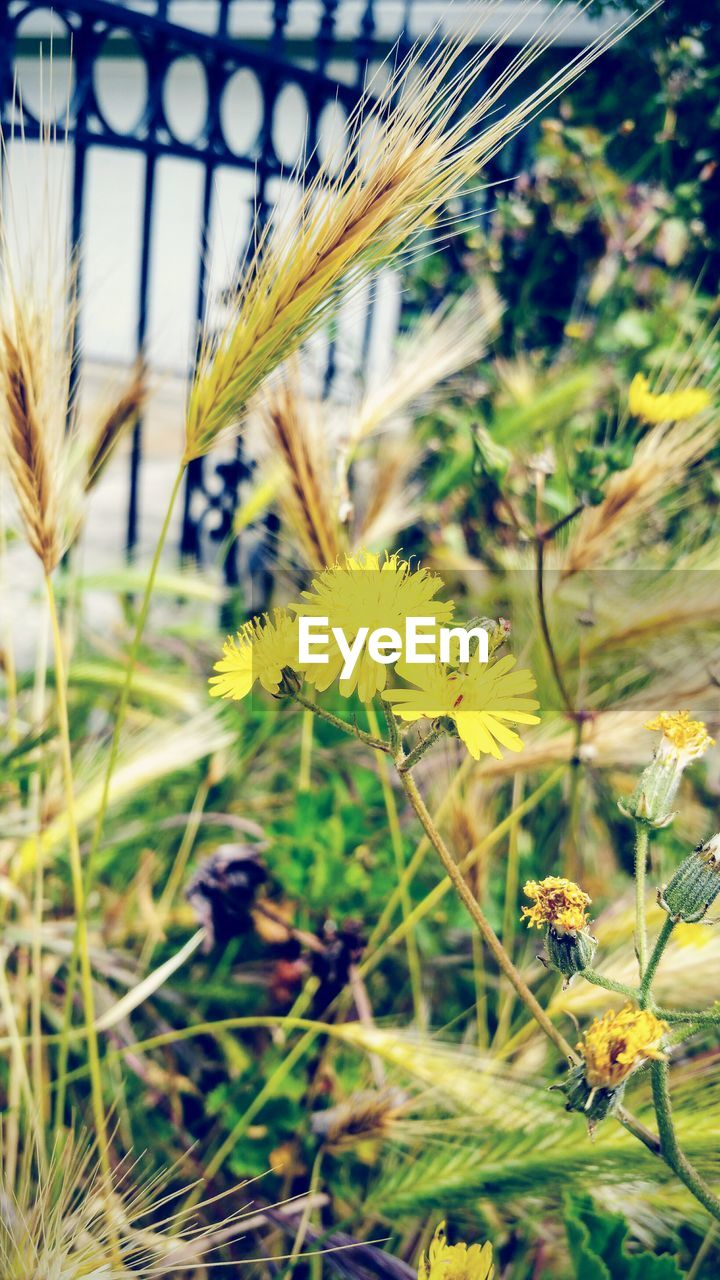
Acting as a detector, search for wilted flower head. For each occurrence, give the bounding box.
[560,1004,668,1125]
[209,609,300,701]
[187,844,268,950]
[629,372,711,424]
[620,710,714,828]
[522,876,591,935]
[383,654,540,760]
[580,1004,668,1090]
[311,917,366,1008]
[418,1222,494,1280]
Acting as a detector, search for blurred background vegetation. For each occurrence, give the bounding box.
[2,1,720,1276]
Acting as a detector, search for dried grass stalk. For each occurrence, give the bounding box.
[562,412,718,577]
[0,310,65,572]
[354,282,503,446]
[85,359,147,491]
[260,376,341,569]
[185,6,647,461]
[354,436,421,547]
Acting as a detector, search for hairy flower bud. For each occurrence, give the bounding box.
[556,1062,626,1124]
[660,834,720,923]
[545,925,598,981]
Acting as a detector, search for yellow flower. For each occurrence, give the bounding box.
[629,372,711,424]
[564,320,591,340]
[645,710,715,764]
[522,876,591,935]
[418,1222,493,1280]
[292,551,453,702]
[579,1004,668,1090]
[209,610,299,700]
[383,654,539,760]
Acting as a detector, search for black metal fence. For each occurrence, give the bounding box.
[0,0,584,584]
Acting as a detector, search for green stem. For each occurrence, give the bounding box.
[54,944,80,1130]
[397,766,579,1066]
[496,774,524,1044]
[365,765,561,963]
[581,969,640,999]
[140,774,211,970]
[44,575,118,1250]
[85,462,185,886]
[535,537,574,717]
[640,916,675,1006]
[30,599,49,1163]
[57,464,185,1079]
[657,1007,720,1025]
[397,724,446,773]
[298,705,315,792]
[634,822,650,979]
[651,1059,720,1222]
[615,1105,661,1156]
[283,1149,324,1278]
[366,703,424,1027]
[292,690,389,753]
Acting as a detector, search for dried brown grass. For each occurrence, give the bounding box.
[0,302,69,572]
[85,359,147,492]
[563,324,720,577]
[260,374,342,570]
[562,413,719,577]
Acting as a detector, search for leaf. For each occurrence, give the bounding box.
[565,1195,685,1280]
[51,567,226,602]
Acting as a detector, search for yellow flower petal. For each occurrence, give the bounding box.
[208,610,299,702]
[629,371,711,424]
[579,1004,668,1089]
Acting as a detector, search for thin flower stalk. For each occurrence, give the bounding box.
[651,1059,720,1221]
[396,767,579,1066]
[44,573,119,1255]
[366,701,424,1027]
[634,822,650,977]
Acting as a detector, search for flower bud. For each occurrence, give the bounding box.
[619,711,714,828]
[660,834,720,923]
[545,924,597,982]
[556,1062,626,1124]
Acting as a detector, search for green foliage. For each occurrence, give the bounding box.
[565,1196,685,1280]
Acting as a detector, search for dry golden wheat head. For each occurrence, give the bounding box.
[563,416,717,577]
[260,374,343,569]
[85,358,147,492]
[0,306,66,572]
[353,435,421,547]
[184,5,649,461]
[353,282,503,449]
